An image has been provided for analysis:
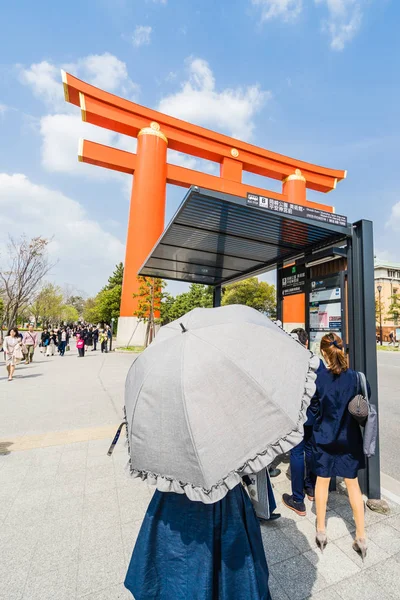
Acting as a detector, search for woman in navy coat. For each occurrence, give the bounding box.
[311,333,368,560]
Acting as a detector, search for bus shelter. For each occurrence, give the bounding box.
[140,185,380,501]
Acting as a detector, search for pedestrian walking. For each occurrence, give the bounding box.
[106,325,112,352]
[86,327,93,351]
[312,332,368,560]
[46,330,57,357]
[40,329,50,354]
[92,326,99,351]
[282,328,326,516]
[58,327,68,356]
[100,329,108,353]
[3,327,24,381]
[22,324,38,364]
[76,332,85,357]
[389,330,395,345]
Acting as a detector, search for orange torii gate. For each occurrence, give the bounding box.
[61,71,346,339]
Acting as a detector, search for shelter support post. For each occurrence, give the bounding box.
[348,220,381,500]
[213,286,222,308]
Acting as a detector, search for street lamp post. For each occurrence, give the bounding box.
[110,317,115,352]
[377,285,383,346]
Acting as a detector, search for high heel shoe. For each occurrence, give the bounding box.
[353,537,367,562]
[316,531,328,553]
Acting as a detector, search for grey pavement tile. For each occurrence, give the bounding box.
[335,570,394,600]
[84,487,119,508]
[366,557,400,599]
[268,574,290,600]
[0,479,23,496]
[22,563,78,600]
[118,496,150,525]
[57,461,87,476]
[79,523,124,561]
[86,454,115,469]
[84,475,117,495]
[87,439,115,457]
[308,589,342,600]
[0,464,31,482]
[3,503,48,529]
[77,583,131,600]
[81,505,121,530]
[0,565,30,600]
[271,554,330,600]
[334,532,391,569]
[122,519,143,562]
[50,480,86,501]
[86,463,115,482]
[304,543,360,585]
[77,549,127,597]
[311,511,355,541]
[37,517,82,552]
[281,518,319,551]
[261,528,301,566]
[45,494,84,522]
[54,469,86,487]
[367,521,400,555]
[29,544,80,576]
[386,514,400,532]
[62,441,89,454]
[12,485,53,508]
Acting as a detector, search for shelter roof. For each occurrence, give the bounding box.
[139,187,351,286]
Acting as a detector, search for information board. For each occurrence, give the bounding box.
[308,275,342,356]
[246,193,348,227]
[280,265,306,296]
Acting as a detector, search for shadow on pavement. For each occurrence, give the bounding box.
[0,441,13,455]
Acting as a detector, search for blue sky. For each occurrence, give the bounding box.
[0,0,399,297]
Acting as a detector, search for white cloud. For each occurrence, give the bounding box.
[387,201,400,232]
[0,104,7,116]
[315,0,362,50]
[19,53,139,113]
[18,53,139,176]
[251,0,303,22]
[132,25,152,47]
[158,58,270,140]
[0,173,125,294]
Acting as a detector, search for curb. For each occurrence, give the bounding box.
[381,471,400,505]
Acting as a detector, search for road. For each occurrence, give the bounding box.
[378,351,400,481]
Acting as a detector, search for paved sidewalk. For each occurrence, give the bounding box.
[1,346,400,599]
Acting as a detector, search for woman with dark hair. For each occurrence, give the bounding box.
[3,327,23,381]
[312,332,368,560]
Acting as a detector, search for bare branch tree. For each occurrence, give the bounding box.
[0,236,56,329]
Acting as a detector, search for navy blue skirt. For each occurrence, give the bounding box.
[125,484,271,600]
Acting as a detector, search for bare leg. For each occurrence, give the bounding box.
[9,365,15,380]
[344,477,365,539]
[315,476,330,532]
[7,364,10,379]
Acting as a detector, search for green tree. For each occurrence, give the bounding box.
[82,263,124,325]
[30,284,64,328]
[104,263,124,290]
[163,284,213,323]
[67,295,86,316]
[60,305,79,324]
[222,277,276,318]
[386,293,400,326]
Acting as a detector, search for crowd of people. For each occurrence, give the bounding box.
[1,322,114,380]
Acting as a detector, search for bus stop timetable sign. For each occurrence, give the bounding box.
[246,193,348,228]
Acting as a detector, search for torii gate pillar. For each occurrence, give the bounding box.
[118,123,168,346]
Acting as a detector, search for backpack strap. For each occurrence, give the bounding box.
[358,372,368,400]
